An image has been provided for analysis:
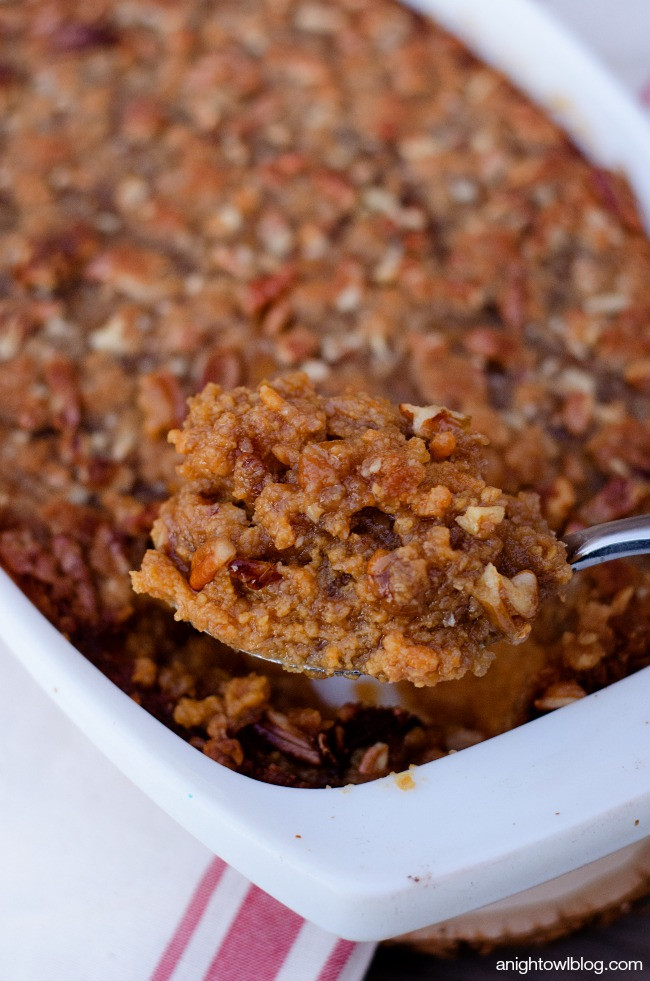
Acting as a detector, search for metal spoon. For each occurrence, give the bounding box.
[244,514,650,678]
[562,513,650,570]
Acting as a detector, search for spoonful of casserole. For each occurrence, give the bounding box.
[131,373,645,687]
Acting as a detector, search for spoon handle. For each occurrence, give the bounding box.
[564,514,650,571]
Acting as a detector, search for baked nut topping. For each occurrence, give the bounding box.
[1,0,650,785]
[132,374,570,686]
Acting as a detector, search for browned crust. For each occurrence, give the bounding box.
[132,374,570,684]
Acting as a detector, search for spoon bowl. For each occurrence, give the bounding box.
[243,514,650,677]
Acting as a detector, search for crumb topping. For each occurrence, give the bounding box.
[132,374,570,685]
[0,0,649,784]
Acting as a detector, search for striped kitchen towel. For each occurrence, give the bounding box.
[0,648,376,981]
[149,859,373,981]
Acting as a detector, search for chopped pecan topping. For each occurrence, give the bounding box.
[49,21,119,53]
[133,375,568,685]
[3,0,650,791]
[228,558,282,590]
[357,741,389,776]
[472,565,539,642]
[190,538,237,590]
[399,402,468,438]
[138,371,187,440]
[456,505,505,538]
[535,681,587,712]
[174,695,224,730]
[254,709,322,766]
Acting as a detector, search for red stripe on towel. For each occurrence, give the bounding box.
[316,938,357,981]
[150,857,226,981]
[201,884,304,981]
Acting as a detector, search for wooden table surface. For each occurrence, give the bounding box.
[366,897,650,979]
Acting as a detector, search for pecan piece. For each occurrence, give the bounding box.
[204,736,244,768]
[399,402,468,438]
[189,538,236,590]
[471,564,539,641]
[228,557,282,589]
[240,267,296,316]
[137,370,187,439]
[254,710,321,766]
[223,674,271,728]
[456,505,505,538]
[357,741,389,776]
[49,21,118,53]
[534,681,587,712]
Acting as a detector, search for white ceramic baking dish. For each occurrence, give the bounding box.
[2,0,650,944]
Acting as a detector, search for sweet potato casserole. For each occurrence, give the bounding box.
[1,0,649,787]
[132,374,570,684]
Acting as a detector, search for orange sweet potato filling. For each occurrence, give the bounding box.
[132,374,570,685]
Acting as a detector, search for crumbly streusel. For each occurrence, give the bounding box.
[132,374,570,684]
[0,0,649,785]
